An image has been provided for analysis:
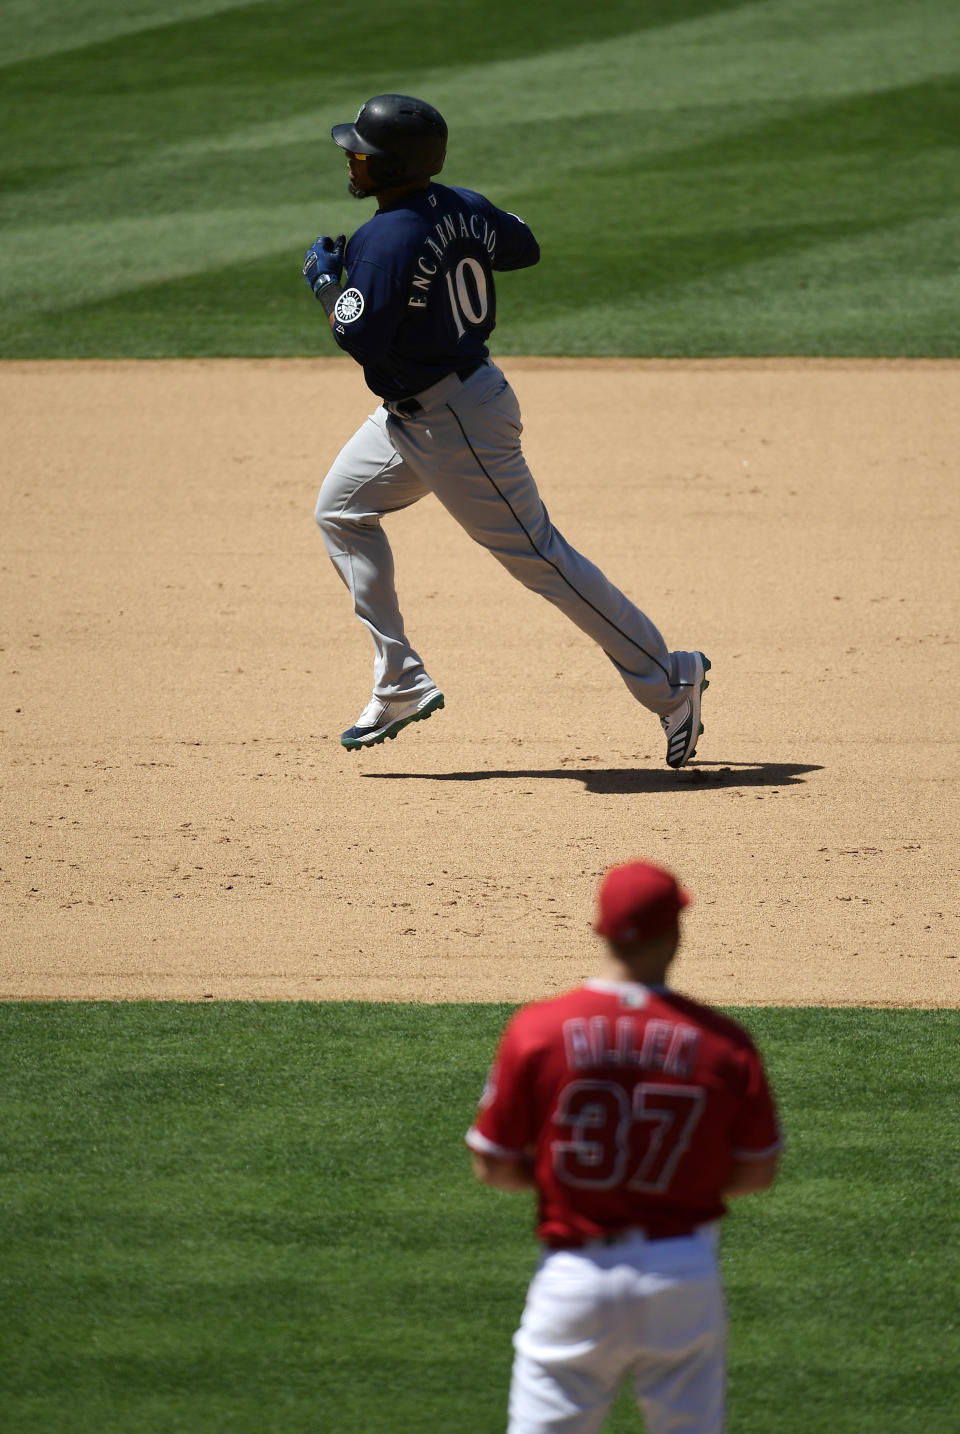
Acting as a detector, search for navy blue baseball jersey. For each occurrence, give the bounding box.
[329,182,540,399]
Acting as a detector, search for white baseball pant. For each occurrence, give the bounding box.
[507,1227,726,1434]
[315,362,701,712]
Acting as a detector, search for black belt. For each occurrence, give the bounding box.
[389,358,486,417]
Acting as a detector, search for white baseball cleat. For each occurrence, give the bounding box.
[660,653,711,768]
[341,689,445,750]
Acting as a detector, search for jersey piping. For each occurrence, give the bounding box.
[583,979,668,998]
[731,1138,784,1160]
[465,1128,527,1160]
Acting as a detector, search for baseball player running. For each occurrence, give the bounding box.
[303,95,709,766]
[466,860,782,1434]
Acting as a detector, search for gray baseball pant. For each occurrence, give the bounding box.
[315,361,699,714]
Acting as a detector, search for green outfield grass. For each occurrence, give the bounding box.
[1,1003,957,1433]
[2,0,958,357]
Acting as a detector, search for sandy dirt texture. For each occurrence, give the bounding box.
[1,357,957,1006]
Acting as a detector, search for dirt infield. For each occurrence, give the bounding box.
[2,358,957,1006]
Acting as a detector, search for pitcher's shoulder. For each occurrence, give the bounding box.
[660,991,762,1051]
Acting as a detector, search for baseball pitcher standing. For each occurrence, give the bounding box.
[466,860,782,1434]
[304,95,709,765]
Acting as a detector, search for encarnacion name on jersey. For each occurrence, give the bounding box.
[408,208,497,309]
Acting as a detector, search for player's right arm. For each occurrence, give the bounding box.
[722,1151,780,1199]
[488,204,540,271]
[450,188,539,272]
[722,1034,783,1198]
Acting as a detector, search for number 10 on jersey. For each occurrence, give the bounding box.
[445,257,489,337]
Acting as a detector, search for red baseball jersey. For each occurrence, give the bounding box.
[466,980,782,1247]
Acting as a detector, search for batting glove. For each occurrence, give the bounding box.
[303,234,346,297]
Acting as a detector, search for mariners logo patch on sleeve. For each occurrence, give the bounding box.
[334,288,364,324]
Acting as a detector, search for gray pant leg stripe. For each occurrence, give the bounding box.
[444,404,672,683]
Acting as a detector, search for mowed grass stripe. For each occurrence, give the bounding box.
[4,11,955,210]
[1,0,958,355]
[6,70,956,253]
[1,1004,958,1433]
[0,0,743,132]
[510,209,960,356]
[0,0,246,66]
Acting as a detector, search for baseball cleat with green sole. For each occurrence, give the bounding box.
[341,689,445,750]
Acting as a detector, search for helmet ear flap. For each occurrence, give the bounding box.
[365,152,404,188]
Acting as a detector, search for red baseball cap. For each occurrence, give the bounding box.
[594,860,690,943]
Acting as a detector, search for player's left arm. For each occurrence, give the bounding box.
[303,234,346,329]
[303,235,405,351]
[327,255,405,361]
[466,1014,539,1192]
[470,1151,537,1192]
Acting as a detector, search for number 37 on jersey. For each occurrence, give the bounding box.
[552,1080,705,1193]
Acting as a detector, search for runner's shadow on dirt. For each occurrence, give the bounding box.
[363,761,822,794]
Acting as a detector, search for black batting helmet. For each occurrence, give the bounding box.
[331,94,447,187]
